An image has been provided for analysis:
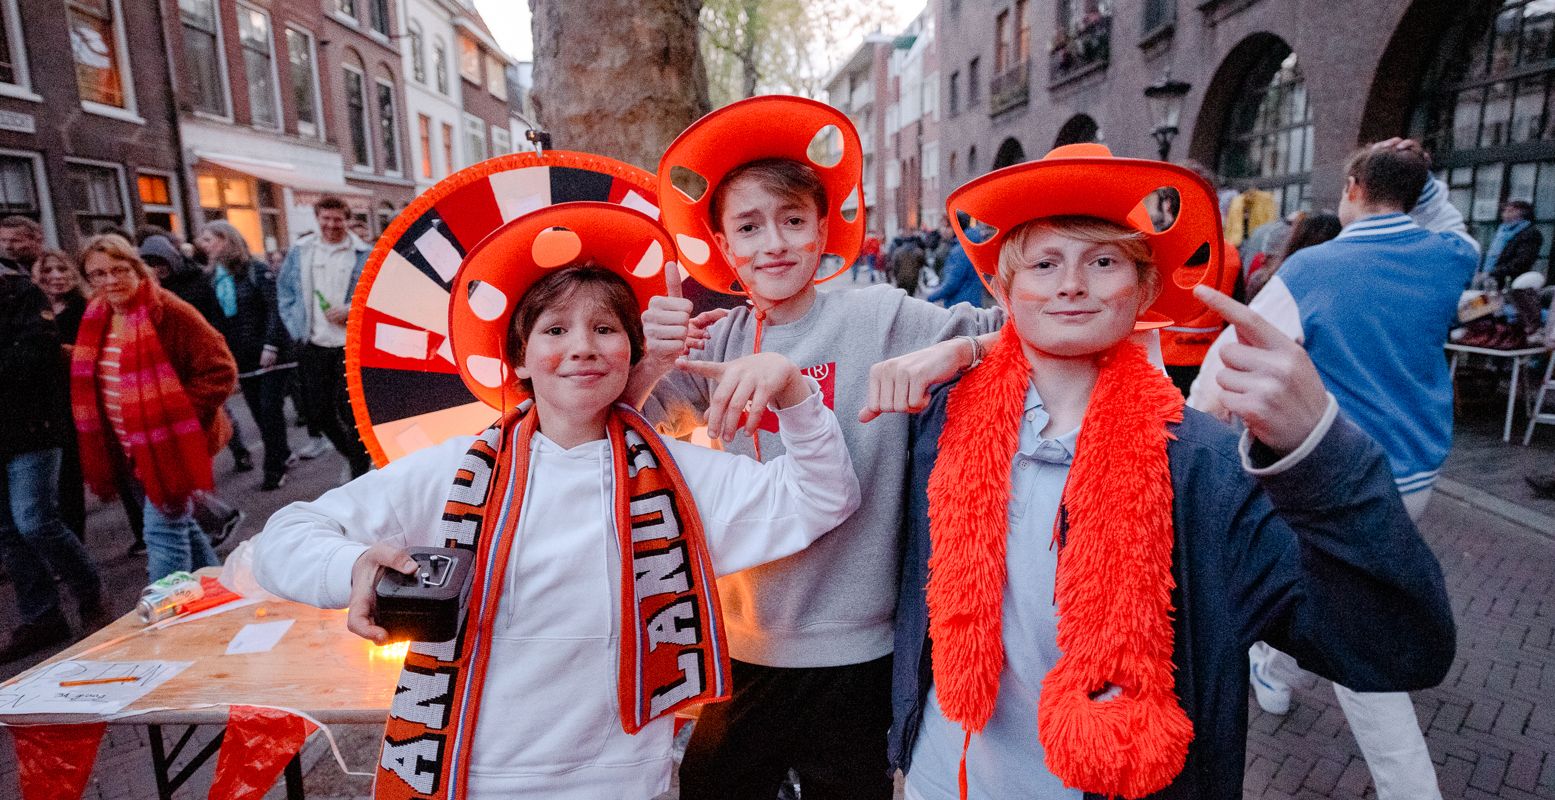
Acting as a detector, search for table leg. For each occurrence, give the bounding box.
[284,751,306,800]
[1506,356,1522,442]
[146,723,225,800]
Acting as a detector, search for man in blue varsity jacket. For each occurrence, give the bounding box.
[1190,139,1478,800]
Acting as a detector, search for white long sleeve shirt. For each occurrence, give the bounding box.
[250,385,858,799]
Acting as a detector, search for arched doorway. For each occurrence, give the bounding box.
[1208,35,1313,216]
[1408,0,1555,271]
[993,137,1027,169]
[1054,114,1100,147]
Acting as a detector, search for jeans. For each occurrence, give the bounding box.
[299,344,371,476]
[0,448,102,623]
[143,497,219,582]
[239,370,293,476]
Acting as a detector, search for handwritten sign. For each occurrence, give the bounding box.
[0,660,191,716]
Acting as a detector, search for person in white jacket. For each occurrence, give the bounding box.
[249,204,860,800]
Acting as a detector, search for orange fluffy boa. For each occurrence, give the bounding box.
[925,324,1193,799]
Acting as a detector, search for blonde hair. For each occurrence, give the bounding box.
[995,215,1157,294]
[79,234,154,281]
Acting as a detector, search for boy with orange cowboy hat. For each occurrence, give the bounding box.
[633,95,1004,799]
[248,200,861,800]
[883,143,1454,799]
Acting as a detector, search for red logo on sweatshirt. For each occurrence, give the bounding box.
[754,361,835,433]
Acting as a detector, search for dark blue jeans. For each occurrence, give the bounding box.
[0,448,102,624]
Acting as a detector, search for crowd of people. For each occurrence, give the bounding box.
[4,88,1548,799]
[0,197,378,661]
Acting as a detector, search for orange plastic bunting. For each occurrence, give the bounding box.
[11,722,106,800]
[206,706,317,800]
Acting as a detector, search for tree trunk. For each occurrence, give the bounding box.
[530,0,711,171]
[738,0,761,99]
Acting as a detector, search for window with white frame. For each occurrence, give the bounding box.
[237,4,280,129]
[433,39,449,94]
[369,0,390,37]
[180,0,228,116]
[377,78,400,173]
[0,153,44,221]
[459,35,480,82]
[286,27,322,137]
[336,0,356,20]
[486,54,507,99]
[65,161,126,237]
[491,125,511,155]
[344,66,371,168]
[67,0,132,111]
[464,114,486,165]
[0,0,34,95]
[408,21,425,83]
[137,172,181,236]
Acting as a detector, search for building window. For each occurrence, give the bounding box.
[336,0,356,19]
[433,40,449,94]
[137,172,180,235]
[287,28,322,137]
[369,0,389,37]
[237,5,280,129]
[968,145,978,175]
[1416,0,1555,273]
[67,0,129,110]
[442,121,455,174]
[1142,0,1175,36]
[65,162,126,237]
[0,0,35,93]
[486,54,507,100]
[408,22,425,83]
[196,171,280,252]
[377,79,400,173]
[968,57,981,106]
[464,114,486,165]
[180,0,228,116]
[1015,0,1030,62]
[459,35,480,82]
[1051,0,1112,84]
[995,11,1011,73]
[1216,44,1313,216]
[344,67,370,168]
[948,70,960,115]
[418,114,433,178]
[0,154,43,221]
[491,125,511,155]
[0,6,15,86]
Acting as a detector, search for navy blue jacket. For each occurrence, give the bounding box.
[889,382,1455,799]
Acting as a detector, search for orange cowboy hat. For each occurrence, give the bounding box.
[449,202,675,410]
[657,95,865,294]
[946,142,1227,329]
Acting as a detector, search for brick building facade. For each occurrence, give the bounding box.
[935,0,1555,273]
[0,0,186,253]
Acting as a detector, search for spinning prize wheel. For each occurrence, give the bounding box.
[345,151,660,466]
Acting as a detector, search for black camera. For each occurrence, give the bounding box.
[373,547,474,643]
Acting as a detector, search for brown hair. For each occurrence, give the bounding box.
[505,265,646,393]
[1344,144,1429,213]
[0,215,42,238]
[313,195,350,215]
[708,158,828,233]
[201,220,255,277]
[80,234,155,282]
[996,216,1157,295]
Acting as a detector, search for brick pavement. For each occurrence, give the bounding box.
[3,344,1554,799]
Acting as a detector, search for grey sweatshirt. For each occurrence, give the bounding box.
[645,284,1002,667]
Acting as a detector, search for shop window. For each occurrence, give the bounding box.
[196,171,280,253]
[67,0,129,110]
[1216,43,1313,216]
[66,162,126,237]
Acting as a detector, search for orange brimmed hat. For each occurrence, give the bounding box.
[449,202,674,410]
[658,95,865,294]
[947,143,1227,328]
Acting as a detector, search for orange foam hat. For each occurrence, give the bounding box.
[448,202,674,410]
[946,143,1227,329]
[658,95,865,294]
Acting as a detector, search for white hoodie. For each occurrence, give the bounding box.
[250,386,858,799]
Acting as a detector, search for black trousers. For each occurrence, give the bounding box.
[298,344,371,476]
[679,655,894,800]
[238,369,293,477]
[1165,364,1200,399]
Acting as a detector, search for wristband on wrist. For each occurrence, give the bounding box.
[957,335,985,372]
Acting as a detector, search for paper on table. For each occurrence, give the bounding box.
[225,619,295,655]
[0,660,192,716]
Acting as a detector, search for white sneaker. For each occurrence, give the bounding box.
[296,437,331,459]
[1250,660,1292,715]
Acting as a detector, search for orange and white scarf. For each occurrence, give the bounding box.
[375,403,731,799]
[926,324,1193,799]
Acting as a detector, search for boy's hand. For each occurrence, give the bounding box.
[680,353,809,441]
[859,338,974,423]
[347,542,418,645]
[641,263,730,371]
[1194,286,1329,454]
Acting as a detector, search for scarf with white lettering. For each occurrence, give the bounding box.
[374,403,731,800]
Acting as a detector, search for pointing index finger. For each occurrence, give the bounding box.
[664,260,684,299]
[1192,285,1281,348]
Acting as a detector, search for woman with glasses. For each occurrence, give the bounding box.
[70,235,237,581]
